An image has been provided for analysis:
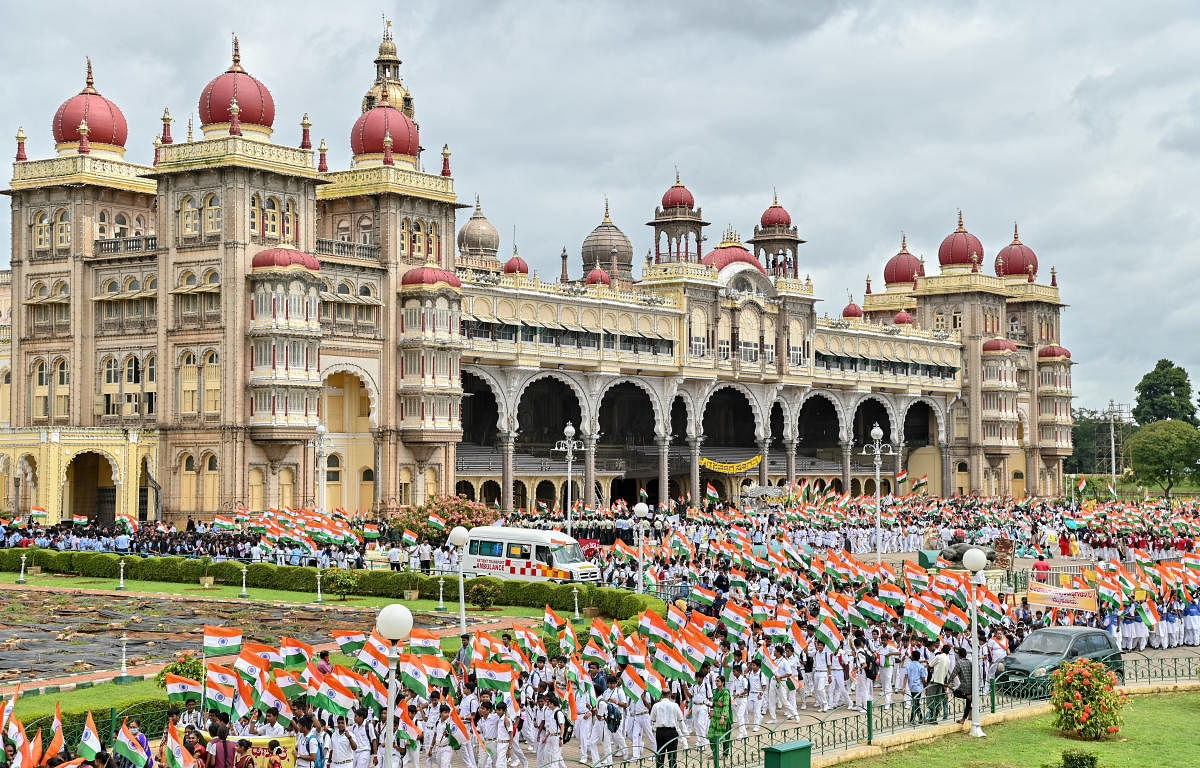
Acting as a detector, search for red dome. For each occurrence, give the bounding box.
[760,202,791,228]
[586,265,611,285]
[841,301,863,319]
[982,337,1018,353]
[938,211,985,268]
[52,62,128,147]
[662,176,694,209]
[883,236,924,286]
[502,254,529,275]
[1038,345,1071,359]
[350,104,419,157]
[401,265,461,288]
[702,239,766,275]
[995,225,1038,278]
[199,41,274,129]
[893,310,914,325]
[251,247,319,271]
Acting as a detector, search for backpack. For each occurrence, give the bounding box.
[863,653,879,682]
[604,703,622,733]
[559,711,574,744]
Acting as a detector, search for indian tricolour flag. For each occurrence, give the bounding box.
[878,582,905,607]
[895,469,908,484]
[29,506,47,519]
[76,712,101,761]
[857,595,889,624]
[813,617,843,652]
[912,474,929,493]
[474,661,513,691]
[691,586,717,607]
[397,708,422,749]
[402,529,418,546]
[165,674,202,703]
[315,677,356,717]
[203,625,243,655]
[399,655,431,699]
[407,628,441,656]
[72,515,88,526]
[280,637,313,669]
[1077,475,1087,493]
[213,515,236,531]
[427,512,446,530]
[651,645,691,682]
[164,721,195,768]
[905,606,944,640]
[705,483,720,502]
[332,630,366,655]
[113,720,148,768]
[256,680,293,726]
[1106,481,1118,499]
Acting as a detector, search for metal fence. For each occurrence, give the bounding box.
[595,653,1199,768]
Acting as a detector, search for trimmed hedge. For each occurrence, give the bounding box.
[0,547,665,622]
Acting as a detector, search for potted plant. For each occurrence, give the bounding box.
[198,556,215,588]
[399,571,420,601]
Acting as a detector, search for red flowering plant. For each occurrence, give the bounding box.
[391,494,499,542]
[1049,658,1127,740]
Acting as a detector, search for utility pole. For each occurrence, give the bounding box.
[1108,399,1117,485]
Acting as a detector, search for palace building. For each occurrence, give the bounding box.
[0,29,1073,525]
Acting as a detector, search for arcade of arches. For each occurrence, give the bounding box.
[453,371,965,515]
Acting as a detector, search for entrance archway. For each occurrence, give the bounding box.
[535,480,557,511]
[598,382,657,506]
[64,452,117,525]
[480,480,501,506]
[455,480,476,500]
[322,371,376,514]
[797,395,840,459]
[461,371,500,446]
[512,480,528,513]
[515,377,582,453]
[702,387,757,447]
[852,397,892,446]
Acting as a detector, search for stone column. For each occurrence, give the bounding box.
[784,439,797,489]
[1025,448,1039,497]
[584,435,597,510]
[840,439,852,493]
[757,439,770,487]
[689,437,701,506]
[499,432,515,516]
[940,445,953,498]
[895,441,906,480]
[656,435,670,511]
[372,432,383,510]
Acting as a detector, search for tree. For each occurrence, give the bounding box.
[1127,419,1200,497]
[1132,359,1197,426]
[1065,408,1101,474]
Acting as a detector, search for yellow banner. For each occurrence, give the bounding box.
[245,736,296,768]
[1027,581,1098,612]
[699,455,763,474]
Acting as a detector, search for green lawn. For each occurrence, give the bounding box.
[0,572,540,617]
[844,692,1200,768]
[13,679,164,720]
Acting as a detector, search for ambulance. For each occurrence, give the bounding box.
[460,526,600,583]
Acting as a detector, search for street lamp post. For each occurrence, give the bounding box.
[860,422,895,566]
[553,422,585,538]
[309,424,329,512]
[376,604,414,768]
[447,526,471,634]
[239,566,249,599]
[963,547,988,738]
[633,502,649,594]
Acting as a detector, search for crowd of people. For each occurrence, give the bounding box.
[3,493,1200,768]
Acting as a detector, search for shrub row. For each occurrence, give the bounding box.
[0,548,665,621]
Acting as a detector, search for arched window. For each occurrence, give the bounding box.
[428,222,438,261]
[249,196,260,234]
[204,194,221,234]
[53,360,69,417]
[184,455,196,472]
[55,209,71,248]
[182,351,195,366]
[145,355,157,382]
[34,212,50,249]
[207,454,218,472]
[55,359,68,386]
[134,215,145,236]
[336,220,351,242]
[361,468,375,482]
[326,454,342,483]
[98,210,109,240]
[358,216,372,245]
[183,272,197,286]
[114,213,129,238]
[180,352,198,413]
[203,351,220,412]
[104,358,119,384]
[358,284,376,324]
[103,279,118,294]
[933,310,946,331]
[413,220,424,258]
[400,218,409,254]
[146,277,157,290]
[34,360,46,387]
[283,200,295,243]
[180,197,199,235]
[126,278,140,292]
[951,309,963,330]
[337,282,351,295]
[264,198,279,237]
[125,357,141,384]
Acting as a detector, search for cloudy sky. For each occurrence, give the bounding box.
[4,0,1198,410]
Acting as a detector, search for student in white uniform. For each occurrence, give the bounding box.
[746,660,768,732]
[728,663,749,738]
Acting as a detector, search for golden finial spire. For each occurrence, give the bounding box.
[900,232,907,252]
[16,126,25,142]
[773,187,779,206]
[382,13,393,39]
[1012,221,1020,243]
[318,138,327,152]
[956,209,965,232]
[301,113,311,129]
[382,131,392,147]
[228,97,240,116]
[674,166,681,185]
[603,197,611,223]
[83,58,95,92]
[78,119,89,134]
[162,107,172,122]
[230,35,243,72]
[475,194,481,212]
[187,116,194,142]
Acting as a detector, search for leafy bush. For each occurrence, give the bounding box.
[396,571,425,593]
[499,580,525,607]
[274,565,317,592]
[520,582,552,609]
[154,651,205,688]
[591,587,623,618]
[1059,750,1099,768]
[467,581,501,610]
[1050,658,1127,740]
[0,548,22,571]
[179,556,211,583]
[76,552,120,578]
[245,562,277,588]
[321,567,360,600]
[389,494,499,542]
[210,561,246,586]
[549,583,579,612]
[357,569,403,597]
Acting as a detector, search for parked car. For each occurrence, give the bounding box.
[995,627,1123,695]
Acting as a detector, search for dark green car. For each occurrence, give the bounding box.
[994,627,1123,696]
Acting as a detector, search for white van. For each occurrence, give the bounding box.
[462,526,600,583]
